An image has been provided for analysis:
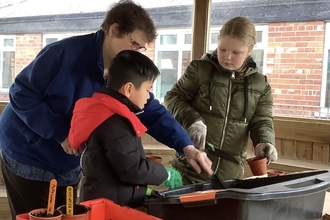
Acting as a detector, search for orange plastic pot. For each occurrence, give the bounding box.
[29,208,62,220]
[146,155,162,163]
[246,156,267,176]
[57,204,90,220]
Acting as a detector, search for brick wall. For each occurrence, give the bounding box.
[267,21,325,112]
[15,34,43,74]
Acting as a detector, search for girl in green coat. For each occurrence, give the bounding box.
[164,16,278,184]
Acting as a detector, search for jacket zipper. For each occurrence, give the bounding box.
[214,71,235,173]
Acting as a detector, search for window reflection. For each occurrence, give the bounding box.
[325,50,330,107]
[156,51,178,99]
[160,35,177,45]
[4,39,14,47]
[2,51,15,89]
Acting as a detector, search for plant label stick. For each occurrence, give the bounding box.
[47,179,57,215]
[66,186,74,215]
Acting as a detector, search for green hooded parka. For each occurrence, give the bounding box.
[164,51,275,183]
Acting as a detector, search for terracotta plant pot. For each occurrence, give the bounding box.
[267,169,285,177]
[246,156,268,176]
[146,155,162,163]
[29,208,62,220]
[57,204,90,220]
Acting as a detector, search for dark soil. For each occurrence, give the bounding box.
[57,204,90,215]
[31,210,61,217]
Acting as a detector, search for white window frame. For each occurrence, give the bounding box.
[208,25,269,74]
[0,35,16,92]
[43,32,88,47]
[320,22,330,108]
[153,29,192,102]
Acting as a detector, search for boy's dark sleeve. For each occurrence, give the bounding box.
[137,92,193,156]
[102,117,168,185]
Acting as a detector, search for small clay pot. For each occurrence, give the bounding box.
[246,156,268,176]
[57,204,90,220]
[29,208,62,220]
[267,169,285,177]
[146,155,162,163]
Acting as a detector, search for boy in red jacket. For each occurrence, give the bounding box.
[68,50,181,207]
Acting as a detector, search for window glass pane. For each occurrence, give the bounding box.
[184,34,191,44]
[250,50,264,74]
[156,51,179,99]
[211,33,218,44]
[256,31,262,43]
[325,50,330,107]
[46,38,58,45]
[2,51,15,88]
[182,51,191,75]
[160,35,177,45]
[4,38,14,47]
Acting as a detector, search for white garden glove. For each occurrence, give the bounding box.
[187,120,207,151]
[254,143,278,164]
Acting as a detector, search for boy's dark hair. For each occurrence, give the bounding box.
[101,0,157,43]
[107,50,160,90]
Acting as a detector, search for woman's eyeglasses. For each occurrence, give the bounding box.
[127,33,147,52]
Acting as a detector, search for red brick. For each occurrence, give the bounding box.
[304,48,315,52]
[307,21,324,25]
[314,69,322,74]
[269,32,281,37]
[271,79,287,84]
[295,42,308,47]
[298,26,305,31]
[304,96,320,101]
[309,53,323,58]
[285,79,299,84]
[266,74,279,78]
[295,54,308,58]
[275,37,289,42]
[285,26,293,31]
[299,79,315,84]
[289,37,302,42]
[278,84,290,89]
[309,31,325,36]
[282,32,296,36]
[296,31,310,36]
[279,74,293,78]
[306,75,322,80]
[306,85,321,90]
[280,54,295,58]
[277,94,292,99]
[301,36,316,41]
[281,42,296,47]
[306,25,314,30]
[280,59,296,63]
[306,63,322,69]
[292,75,307,79]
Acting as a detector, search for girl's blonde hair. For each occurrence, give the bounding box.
[218,16,256,47]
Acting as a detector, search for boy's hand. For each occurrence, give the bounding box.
[61,137,81,156]
[163,168,183,189]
